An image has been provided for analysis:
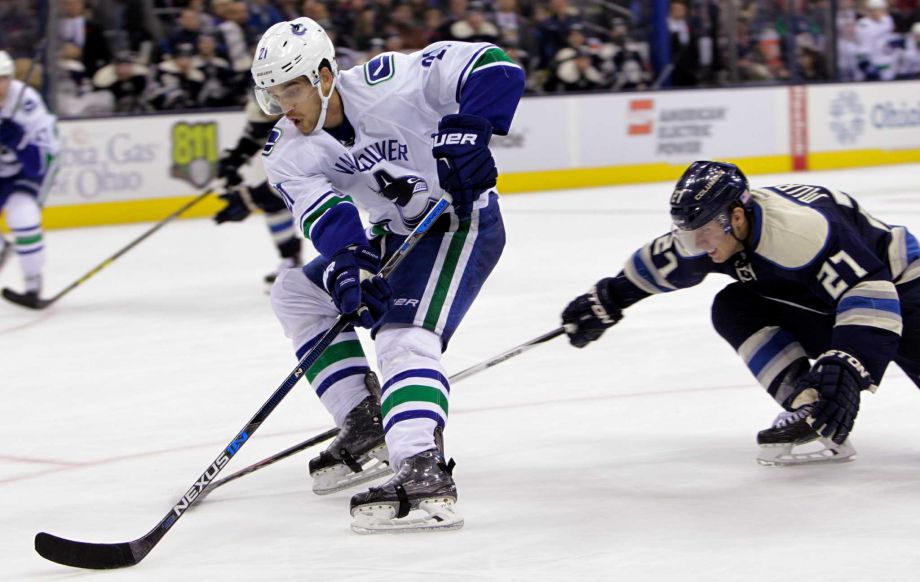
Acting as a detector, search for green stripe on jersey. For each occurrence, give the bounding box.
[381,385,449,418]
[470,48,515,72]
[423,217,471,330]
[15,234,42,246]
[302,195,353,239]
[306,340,365,382]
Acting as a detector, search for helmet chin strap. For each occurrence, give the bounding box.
[310,74,337,134]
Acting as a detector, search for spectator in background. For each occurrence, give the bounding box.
[599,18,650,90]
[436,0,469,42]
[899,21,920,77]
[194,34,237,107]
[92,50,150,113]
[448,1,500,44]
[217,1,254,73]
[249,0,286,32]
[0,0,38,58]
[797,43,827,81]
[668,1,700,86]
[159,8,201,60]
[147,43,205,110]
[557,46,606,92]
[494,0,534,55]
[56,41,114,116]
[537,0,581,69]
[58,0,111,77]
[856,0,897,80]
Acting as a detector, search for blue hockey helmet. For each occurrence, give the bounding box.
[669,161,750,232]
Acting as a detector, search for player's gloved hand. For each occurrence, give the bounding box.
[797,350,872,445]
[323,245,392,328]
[0,119,25,149]
[217,149,245,187]
[561,278,624,348]
[213,187,254,224]
[431,114,496,210]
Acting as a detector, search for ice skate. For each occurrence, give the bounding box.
[350,448,463,534]
[309,395,391,495]
[0,236,11,271]
[756,404,856,466]
[264,256,298,285]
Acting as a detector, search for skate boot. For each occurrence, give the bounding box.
[756,404,856,466]
[350,448,463,534]
[309,395,391,495]
[0,236,10,271]
[264,256,298,285]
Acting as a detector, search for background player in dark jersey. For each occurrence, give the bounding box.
[561,161,920,466]
[213,97,302,286]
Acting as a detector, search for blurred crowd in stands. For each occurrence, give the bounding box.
[1,0,919,117]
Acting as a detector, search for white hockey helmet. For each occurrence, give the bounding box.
[866,0,887,9]
[250,17,338,123]
[0,51,14,77]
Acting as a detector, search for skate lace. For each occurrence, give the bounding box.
[771,404,814,429]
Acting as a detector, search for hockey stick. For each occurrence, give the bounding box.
[33,195,451,570]
[193,326,567,503]
[2,190,214,309]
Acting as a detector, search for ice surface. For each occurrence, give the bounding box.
[3,165,920,581]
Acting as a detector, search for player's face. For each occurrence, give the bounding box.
[0,76,10,103]
[266,78,322,134]
[673,208,745,263]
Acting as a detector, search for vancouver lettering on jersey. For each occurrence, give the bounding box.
[333,139,410,175]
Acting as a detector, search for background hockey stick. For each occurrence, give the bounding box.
[2,190,214,309]
[193,326,567,503]
[33,195,451,570]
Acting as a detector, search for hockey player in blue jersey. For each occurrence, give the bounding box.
[250,18,524,531]
[212,96,303,286]
[561,161,920,466]
[0,51,59,307]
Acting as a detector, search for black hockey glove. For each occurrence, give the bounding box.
[431,114,497,211]
[323,245,392,328]
[217,148,247,187]
[213,187,255,224]
[561,278,624,348]
[0,119,25,149]
[799,350,872,445]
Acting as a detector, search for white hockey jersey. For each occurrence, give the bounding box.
[0,80,59,179]
[260,42,523,253]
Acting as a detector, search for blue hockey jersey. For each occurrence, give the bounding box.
[611,184,920,383]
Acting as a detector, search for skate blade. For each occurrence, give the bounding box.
[757,437,856,466]
[350,498,464,534]
[312,445,392,495]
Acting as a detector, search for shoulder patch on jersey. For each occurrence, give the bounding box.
[363,54,395,86]
[752,189,830,270]
[262,127,283,156]
[470,47,516,73]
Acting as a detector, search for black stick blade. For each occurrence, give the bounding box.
[35,532,139,569]
[2,288,51,309]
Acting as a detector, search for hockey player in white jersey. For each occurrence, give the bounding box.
[855,0,898,81]
[0,51,59,306]
[251,18,524,532]
[561,161,920,466]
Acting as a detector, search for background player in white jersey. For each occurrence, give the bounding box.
[0,51,59,305]
[251,18,524,532]
[561,161,920,466]
[855,0,898,80]
[213,96,302,286]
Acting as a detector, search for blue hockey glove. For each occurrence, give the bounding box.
[323,245,392,328]
[799,350,872,445]
[561,278,624,348]
[431,114,497,210]
[0,119,25,150]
